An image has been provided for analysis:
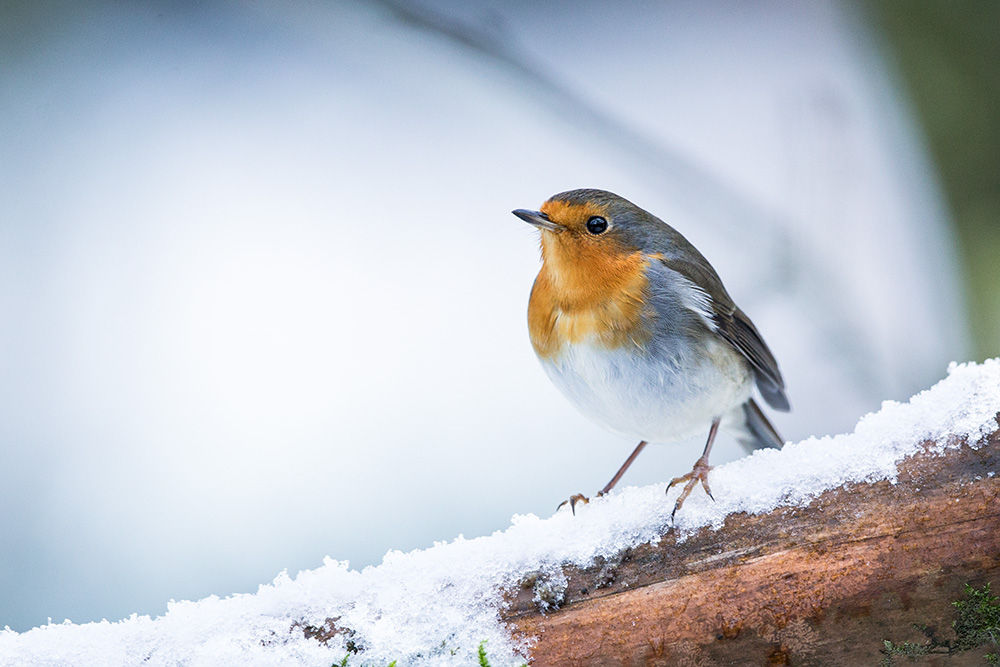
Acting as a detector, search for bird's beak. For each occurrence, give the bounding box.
[512,208,564,233]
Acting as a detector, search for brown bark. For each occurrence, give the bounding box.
[503,422,1000,666]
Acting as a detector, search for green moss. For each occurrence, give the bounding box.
[881,637,945,664]
[953,583,1000,658]
[881,582,1000,665]
[476,640,527,667]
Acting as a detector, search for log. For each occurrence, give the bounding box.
[502,423,1000,666]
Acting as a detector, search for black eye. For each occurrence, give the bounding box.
[586,216,608,235]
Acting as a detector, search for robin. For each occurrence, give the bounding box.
[513,189,790,518]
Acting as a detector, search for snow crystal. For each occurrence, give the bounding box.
[2,360,998,667]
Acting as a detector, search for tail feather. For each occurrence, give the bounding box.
[728,398,784,453]
[755,372,790,412]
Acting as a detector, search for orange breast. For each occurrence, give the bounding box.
[528,233,653,361]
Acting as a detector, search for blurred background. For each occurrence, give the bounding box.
[0,0,995,633]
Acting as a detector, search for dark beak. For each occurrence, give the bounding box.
[512,208,564,233]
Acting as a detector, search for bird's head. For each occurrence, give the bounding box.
[515,189,660,355]
[513,189,662,296]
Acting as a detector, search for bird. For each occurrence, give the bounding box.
[513,189,789,518]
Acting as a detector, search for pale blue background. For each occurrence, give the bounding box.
[0,0,968,631]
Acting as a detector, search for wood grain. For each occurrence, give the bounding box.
[503,422,1000,666]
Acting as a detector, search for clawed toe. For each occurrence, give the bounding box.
[666,456,714,521]
[557,493,591,515]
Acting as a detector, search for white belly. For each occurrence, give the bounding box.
[539,337,752,444]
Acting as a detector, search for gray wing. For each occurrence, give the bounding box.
[656,254,790,412]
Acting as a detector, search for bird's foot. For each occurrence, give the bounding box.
[557,492,605,515]
[666,455,714,521]
[557,493,589,515]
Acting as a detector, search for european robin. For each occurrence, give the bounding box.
[513,189,789,517]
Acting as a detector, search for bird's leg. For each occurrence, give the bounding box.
[667,418,721,520]
[559,440,649,515]
[598,440,648,496]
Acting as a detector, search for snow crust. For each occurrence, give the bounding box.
[2,360,998,667]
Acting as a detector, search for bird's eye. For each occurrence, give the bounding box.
[586,216,608,235]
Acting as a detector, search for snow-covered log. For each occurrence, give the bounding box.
[503,427,1000,666]
[1,361,998,667]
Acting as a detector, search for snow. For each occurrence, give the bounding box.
[2,359,998,667]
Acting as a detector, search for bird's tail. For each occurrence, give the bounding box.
[726,398,784,452]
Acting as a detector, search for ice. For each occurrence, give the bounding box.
[2,359,998,666]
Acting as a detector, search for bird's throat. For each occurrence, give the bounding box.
[528,241,653,360]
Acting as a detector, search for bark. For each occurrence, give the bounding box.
[502,422,1000,666]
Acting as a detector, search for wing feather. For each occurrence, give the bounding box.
[655,255,790,412]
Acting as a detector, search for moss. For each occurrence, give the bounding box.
[881,582,1000,665]
[953,582,1000,654]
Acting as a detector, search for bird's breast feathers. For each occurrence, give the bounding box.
[528,248,653,361]
[536,331,752,443]
[528,250,753,442]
